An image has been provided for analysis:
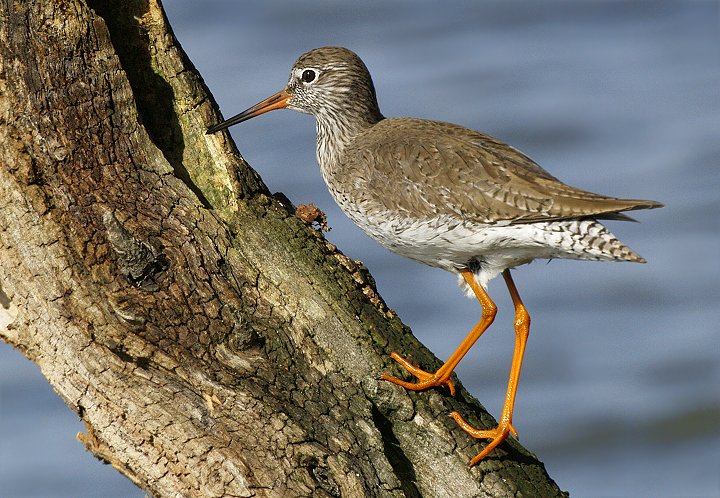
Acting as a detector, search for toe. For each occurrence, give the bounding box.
[382,353,456,394]
[450,412,516,466]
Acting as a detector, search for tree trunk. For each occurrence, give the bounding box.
[0,1,567,496]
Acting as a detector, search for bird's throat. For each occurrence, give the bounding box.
[315,113,381,176]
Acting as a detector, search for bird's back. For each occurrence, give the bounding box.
[340,117,662,226]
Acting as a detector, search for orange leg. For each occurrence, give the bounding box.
[450,269,530,466]
[380,269,497,397]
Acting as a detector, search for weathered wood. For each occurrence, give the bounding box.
[0,0,567,496]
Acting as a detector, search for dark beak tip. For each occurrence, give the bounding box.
[206,123,227,135]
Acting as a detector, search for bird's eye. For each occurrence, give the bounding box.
[301,69,316,83]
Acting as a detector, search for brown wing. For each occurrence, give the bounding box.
[348,118,662,224]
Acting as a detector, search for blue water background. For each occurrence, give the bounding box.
[1,1,718,496]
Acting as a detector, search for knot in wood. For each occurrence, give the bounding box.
[102,211,168,287]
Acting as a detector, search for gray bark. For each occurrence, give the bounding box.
[0,0,567,496]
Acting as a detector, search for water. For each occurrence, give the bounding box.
[2,1,719,496]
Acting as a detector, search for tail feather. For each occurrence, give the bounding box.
[540,220,648,263]
[579,220,647,263]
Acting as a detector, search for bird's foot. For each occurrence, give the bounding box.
[449,411,518,466]
[380,352,456,396]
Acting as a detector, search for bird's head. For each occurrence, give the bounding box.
[207,47,382,134]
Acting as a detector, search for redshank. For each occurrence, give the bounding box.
[207,46,662,466]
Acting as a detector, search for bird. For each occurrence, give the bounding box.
[207,46,662,466]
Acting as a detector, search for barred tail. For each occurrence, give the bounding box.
[543,220,647,263]
[578,220,646,263]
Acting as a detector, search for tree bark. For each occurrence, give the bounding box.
[0,1,567,496]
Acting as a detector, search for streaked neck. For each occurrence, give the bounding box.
[315,107,383,173]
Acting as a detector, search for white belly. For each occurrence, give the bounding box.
[340,207,624,288]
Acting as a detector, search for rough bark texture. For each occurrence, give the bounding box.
[0,1,568,496]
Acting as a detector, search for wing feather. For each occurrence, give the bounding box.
[345,118,662,224]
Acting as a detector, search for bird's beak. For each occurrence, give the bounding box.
[206,89,291,134]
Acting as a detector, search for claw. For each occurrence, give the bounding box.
[380,352,456,396]
[450,411,517,466]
